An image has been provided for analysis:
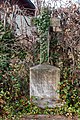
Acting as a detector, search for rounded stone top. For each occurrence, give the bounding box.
[30,64,60,71]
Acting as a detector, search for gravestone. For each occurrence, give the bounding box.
[30,10,61,108]
[30,64,60,108]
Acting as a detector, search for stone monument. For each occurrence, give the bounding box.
[30,11,60,108]
[30,64,60,108]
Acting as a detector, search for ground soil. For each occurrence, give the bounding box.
[21,115,79,120]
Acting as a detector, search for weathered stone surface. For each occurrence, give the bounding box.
[30,64,60,108]
[21,115,77,120]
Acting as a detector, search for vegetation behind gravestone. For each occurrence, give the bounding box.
[0,20,42,119]
[0,21,33,118]
[34,5,80,117]
[0,3,80,120]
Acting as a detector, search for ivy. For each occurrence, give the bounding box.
[35,9,50,63]
[0,21,28,118]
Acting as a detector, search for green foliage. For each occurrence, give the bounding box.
[35,9,50,33]
[0,7,80,119]
[34,6,80,118]
[58,67,80,116]
[0,22,29,118]
[35,9,50,63]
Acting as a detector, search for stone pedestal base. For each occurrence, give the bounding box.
[30,64,60,108]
